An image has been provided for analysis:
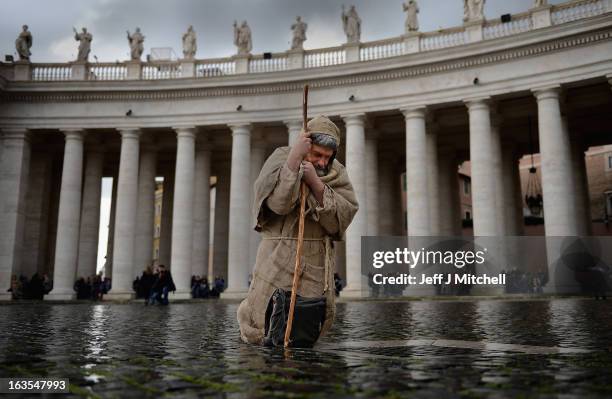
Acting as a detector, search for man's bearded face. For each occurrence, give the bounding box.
[305,144,334,177]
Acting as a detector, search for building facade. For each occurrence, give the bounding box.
[1,0,612,300]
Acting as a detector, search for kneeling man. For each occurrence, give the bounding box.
[237,116,359,344]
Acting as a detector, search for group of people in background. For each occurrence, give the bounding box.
[190,275,226,298]
[74,274,111,300]
[8,273,53,299]
[503,269,546,294]
[132,265,228,304]
[133,265,176,305]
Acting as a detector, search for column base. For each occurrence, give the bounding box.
[104,291,135,301]
[339,287,366,298]
[0,293,13,301]
[45,290,76,301]
[220,290,248,299]
[170,291,192,300]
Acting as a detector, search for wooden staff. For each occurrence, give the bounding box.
[284,84,309,348]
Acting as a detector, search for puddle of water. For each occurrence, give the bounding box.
[0,299,611,398]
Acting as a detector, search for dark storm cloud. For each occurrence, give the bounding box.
[1,0,564,62]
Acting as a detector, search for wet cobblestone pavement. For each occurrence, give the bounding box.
[1,299,612,398]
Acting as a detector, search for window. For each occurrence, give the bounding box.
[606,192,612,219]
[606,153,612,172]
[463,178,471,195]
[465,211,471,220]
[155,225,161,237]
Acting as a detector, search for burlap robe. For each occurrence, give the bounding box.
[237,147,358,344]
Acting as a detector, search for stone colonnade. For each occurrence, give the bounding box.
[0,82,605,299]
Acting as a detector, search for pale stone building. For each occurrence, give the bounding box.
[1,0,612,300]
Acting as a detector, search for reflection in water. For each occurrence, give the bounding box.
[0,299,611,397]
[85,304,109,361]
[548,299,593,349]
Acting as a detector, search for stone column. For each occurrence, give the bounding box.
[0,129,31,300]
[501,141,524,236]
[133,144,157,278]
[465,98,498,236]
[533,87,580,293]
[402,107,430,235]
[76,148,104,279]
[46,130,84,301]
[212,164,230,281]
[106,128,140,300]
[285,120,302,147]
[171,127,196,299]
[533,88,578,236]
[466,99,505,294]
[159,169,174,267]
[426,120,440,236]
[511,151,525,235]
[490,113,506,237]
[22,152,53,279]
[568,126,591,236]
[341,114,367,297]
[222,124,252,298]
[438,146,461,236]
[249,139,267,273]
[103,171,118,278]
[365,132,379,236]
[377,150,396,235]
[192,139,211,278]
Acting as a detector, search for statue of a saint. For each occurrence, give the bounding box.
[403,0,419,33]
[533,0,548,7]
[182,25,197,59]
[290,16,307,50]
[341,5,361,44]
[73,27,93,62]
[463,0,485,22]
[127,27,145,61]
[233,20,252,56]
[15,25,32,61]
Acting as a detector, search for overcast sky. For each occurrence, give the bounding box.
[1,0,564,62]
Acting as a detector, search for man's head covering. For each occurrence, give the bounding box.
[307,115,341,147]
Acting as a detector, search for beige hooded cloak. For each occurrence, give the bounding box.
[237,116,359,345]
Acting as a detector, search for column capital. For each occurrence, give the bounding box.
[228,123,252,136]
[1,128,31,141]
[341,113,366,126]
[62,129,86,141]
[172,126,196,137]
[400,106,427,119]
[173,127,196,140]
[116,128,141,139]
[463,97,491,111]
[606,73,612,86]
[531,85,561,101]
